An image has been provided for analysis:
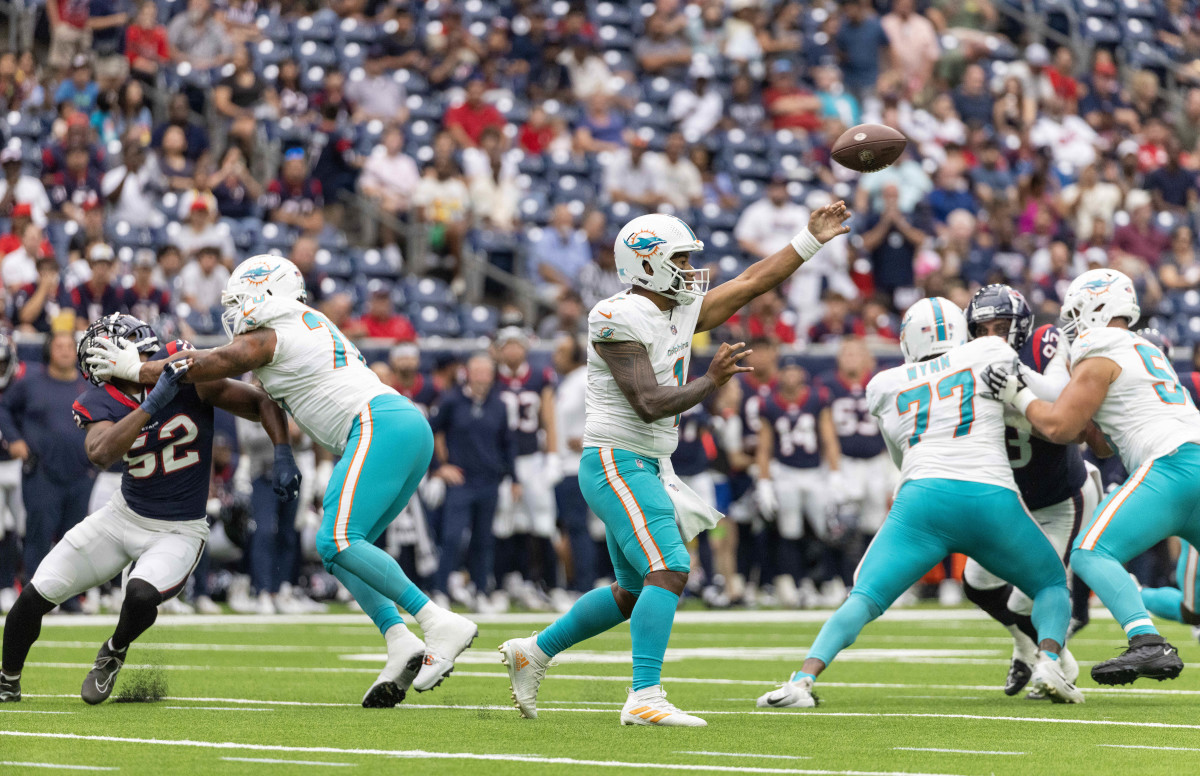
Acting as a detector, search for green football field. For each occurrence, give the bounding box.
[2,605,1200,775]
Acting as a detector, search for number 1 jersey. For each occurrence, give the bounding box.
[254,299,397,455]
[72,340,214,521]
[866,336,1018,492]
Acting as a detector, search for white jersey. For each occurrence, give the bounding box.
[867,337,1018,491]
[255,300,396,455]
[1070,327,1200,471]
[582,291,702,459]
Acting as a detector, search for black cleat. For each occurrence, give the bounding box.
[1090,636,1184,686]
[0,673,20,702]
[81,640,127,705]
[361,653,422,709]
[1004,659,1032,696]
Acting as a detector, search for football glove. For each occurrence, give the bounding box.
[755,478,779,519]
[273,444,302,503]
[981,357,1038,414]
[86,336,143,383]
[139,359,189,416]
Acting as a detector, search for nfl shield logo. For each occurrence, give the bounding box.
[636,460,645,468]
[670,325,678,335]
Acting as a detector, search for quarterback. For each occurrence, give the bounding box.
[86,257,478,707]
[500,202,851,727]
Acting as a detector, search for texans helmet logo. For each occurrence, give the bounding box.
[624,230,667,258]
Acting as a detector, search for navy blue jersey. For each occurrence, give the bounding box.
[761,387,825,469]
[71,282,126,324]
[737,373,776,454]
[818,371,885,459]
[497,362,556,457]
[672,403,714,477]
[397,373,440,418]
[72,341,214,521]
[430,385,517,484]
[1010,324,1087,510]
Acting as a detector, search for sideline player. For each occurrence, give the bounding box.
[961,284,1102,697]
[499,202,852,726]
[758,298,1080,708]
[985,268,1197,685]
[86,258,479,707]
[0,313,296,704]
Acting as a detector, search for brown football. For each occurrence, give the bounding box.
[831,124,908,173]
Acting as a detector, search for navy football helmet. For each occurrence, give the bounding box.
[77,313,160,386]
[966,284,1034,351]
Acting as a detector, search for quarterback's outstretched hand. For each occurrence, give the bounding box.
[706,341,754,387]
[87,337,143,383]
[981,357,1037,413]
[807,200,852,244]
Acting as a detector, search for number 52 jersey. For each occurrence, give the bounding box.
[866,336,1019,492]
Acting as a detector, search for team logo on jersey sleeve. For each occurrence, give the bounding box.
[624,230,667,258]
[599,326,615,339]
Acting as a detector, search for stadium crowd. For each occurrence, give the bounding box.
[0,0,1195,614]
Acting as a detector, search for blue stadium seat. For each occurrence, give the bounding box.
[338,42,368,72]
[297,41,338,70]
[405,276,457,309]
[1125,40,1174,69]
[603,50,636,73]
[299,65,330,93]
[1118,0,1156,18]
[316,275,354,301]
[630,102,673,132]
[258,222,300,251]
[291,15,338,44]
[642,77,676,107]
[406,118,436,146]
[1082,16,1122,44]
[474,229,519,256]
[254,40,292,69]
[1077,0,1117,16]
[721,128,767,156]
[594,1,635,28]
[735,178,766,205]
[545,151,591,178]
[727,152,773,182]
[4,113,41,142]
[606,200,648,224]
[275,118,313,149]
[337,17,379,44]
[1121,16,1155,43]
[460,304,499,338]
[517,153,546,177]
[259,15,292,43]
[351,247,402,278]
[315,247,354,278]
[413,305,462,338]
[394,69,430,96]
[406,94,445,123]
[518,192,552,225]
[550,175,597,205]
[696,203,740,232]
[597,25,636,51]
[1173,290,1200,317]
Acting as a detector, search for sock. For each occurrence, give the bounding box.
[790,670,816,684]
[1044,651,1059,662]
[807,591,882,666]
[330,564,405,636]
[330,540,430,617]
[1072,547,1158,638]
[1028,579,1071,647]
[536,585,626,658]
[630,585,679,691]
[2,586,56,675]
[110,580,161,652]
[1140,586,1185,623]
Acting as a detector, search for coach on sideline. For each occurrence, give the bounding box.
[0,328,93,587]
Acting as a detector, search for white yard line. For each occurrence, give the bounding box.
[162,706,274,712]
[35,641,379,654]
[0,764,116,771]
[221,757,356,767]
[1098,744,1200,752]
[0,709,74,714]
[0,732,973,776]
[679,752,811,761]
[894,748,1025,756]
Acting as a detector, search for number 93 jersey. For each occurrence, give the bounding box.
[1070,327,1200,471]
[254,300,397,455]
[583,291,702,459]
[72,340,214,521]
[867,337,1018,492]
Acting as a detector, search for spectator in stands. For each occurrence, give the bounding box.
[528,204,590,303]
[158,126,196,193]
[210,146,262,219]
[1176,88,1200,152]
[656,132,704,211]
[49,146,102,225]
[928,166,977,225]
[723,0,762,64]
[952,63,993,128]
[603,136,658,208]
[814,66,861,126]
[168,0,234,71]
[855,147,933,214]
[123,248,172,322]
[263,148,325,235]
[858,182,931,303]
[763,59,821,132]
[968,141,1016,208]
[214,46,272,124]
[559,36,613,103]
[53,56,99,113]
[14,255,72,333]
[273,59,312,124]
[343,280,416,343]
[1080,59,1137,136]
[686,0,726,61]
[808,292,858,343]
[71,243,123,325]
[636,11,693,80]
[466,128,521,234]
[125,1,170,84]
[389,343,438,415]
[1146,141,1197,215]
[102,131,165,228]
[518,105,554,156]
[288,236,325,304]
[579,234,623,309]
[370,7,426,73]
[0,148,50,228]
[1158,226,1200,291]
[179,246,231,310]
[173,195,235,265]
[46,0,92,76]
[348,53,407,123]
[219,0,262,45]
[113,80,153,140]
[1113,189,1169,266]
[3,223,47,292]
[444,79,506,150]
[668,57,724,140]
[836,0,890,99]
[430,352,516,605]
[1030,97,1100,174]
[311,107,363,226]
[152,94,210,162]
[1129,69,1166,125]
[359,124,419,259]
[0,329,92,584]
[89,0,129,89]
[152,244,183,299]
[64,196,103,260]
[943,208,998,287]
[691,145,739,210]
[735,175,807,257]
[574,92,628,154]
[882,0,940,98]
[537,288,587,340]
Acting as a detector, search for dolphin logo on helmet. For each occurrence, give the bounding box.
[623,231,668,257]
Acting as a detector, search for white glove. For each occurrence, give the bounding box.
[86,337,142,383]
[755,478,779,519]
[981,358,1038,415]
[543,452,564,486]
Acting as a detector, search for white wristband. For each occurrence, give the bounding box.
[1013,388,1038,416]
[790,228,823,262]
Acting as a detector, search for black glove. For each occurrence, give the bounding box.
[139,360,190,416]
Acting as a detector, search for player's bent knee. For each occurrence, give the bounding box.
[14,584,56,617]
[644,569,687,596]
[314,532,340,567]
[123,579,163,611]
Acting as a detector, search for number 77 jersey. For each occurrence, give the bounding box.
[866,336,1020,492]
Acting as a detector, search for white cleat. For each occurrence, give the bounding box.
[757,673,817,708]
[498,633,551,719]
[193,596,221,615]
[1059,645,1080,684]
[620,685,706,727]
[1030,657,1084,704]
[362,625,425,708]
[413,608,478,692]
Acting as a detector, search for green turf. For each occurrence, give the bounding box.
[2,605,1199,775]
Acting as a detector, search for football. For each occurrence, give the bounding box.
[831,123,908,173]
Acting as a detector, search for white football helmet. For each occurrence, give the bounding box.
[899,297,969,363]
[220,255,307,338]
[1058,268,1140,343]
[614,213,708,304]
